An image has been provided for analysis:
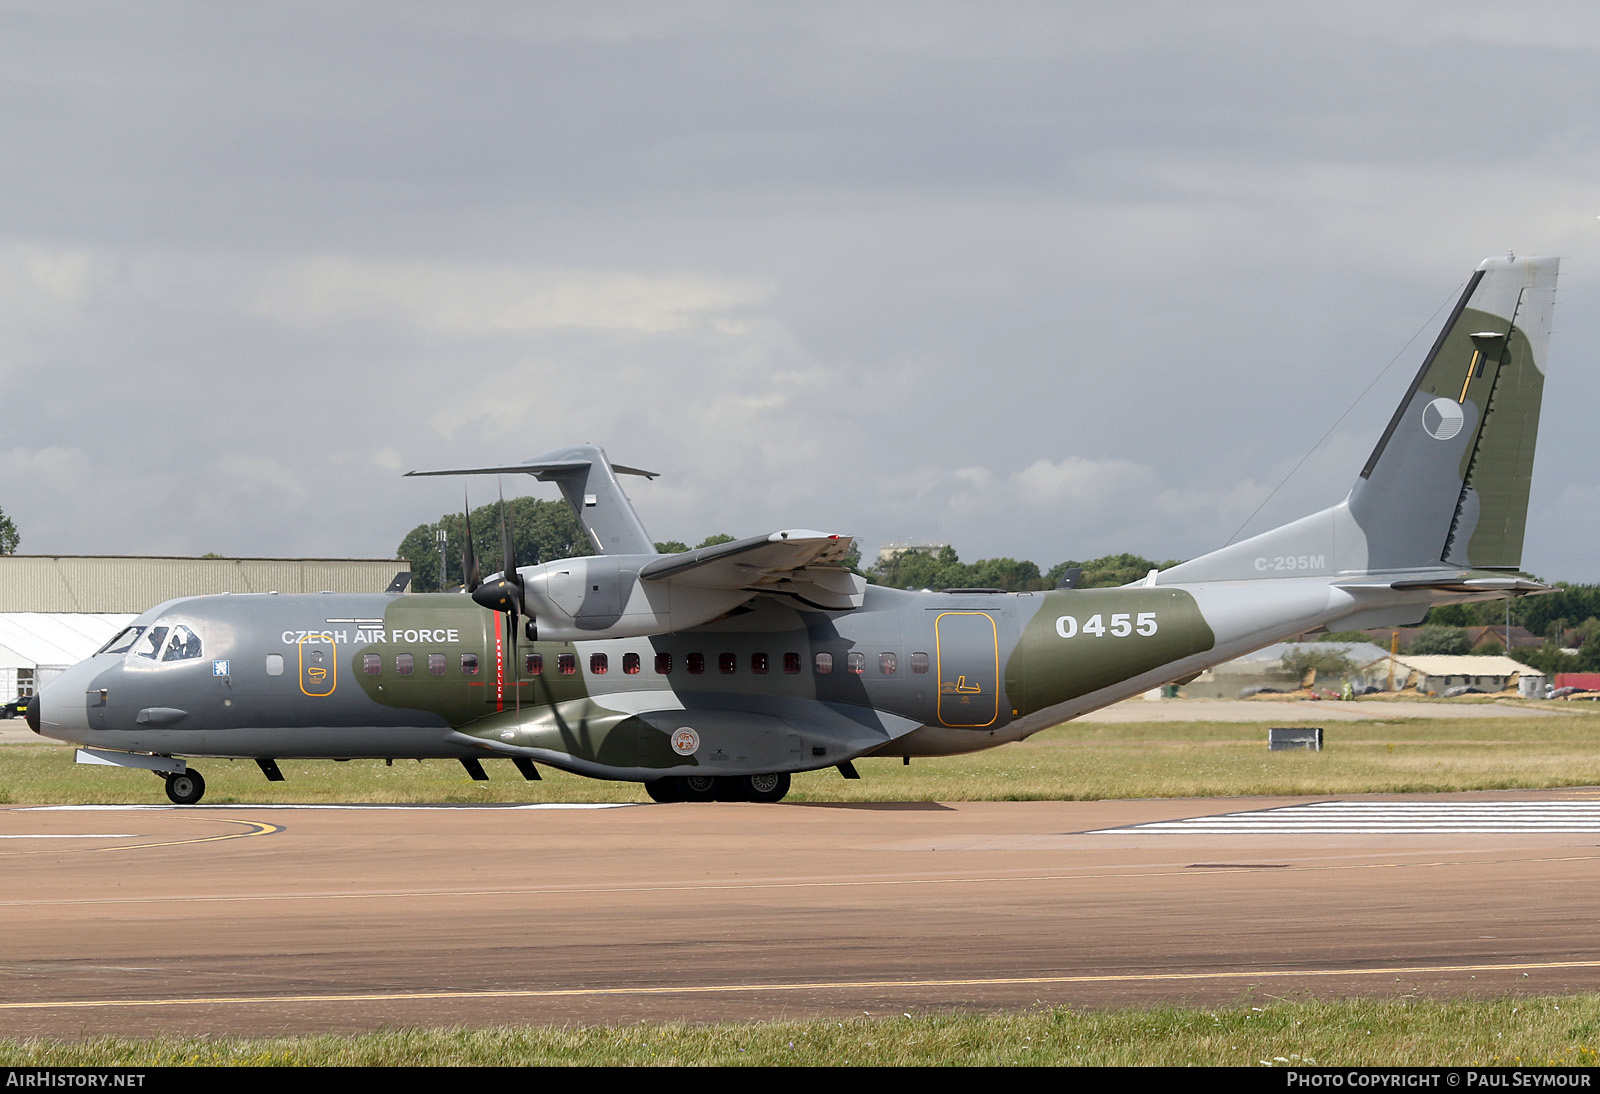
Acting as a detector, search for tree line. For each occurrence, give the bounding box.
[396,502,1177,595]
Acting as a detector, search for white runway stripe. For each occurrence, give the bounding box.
[0,834,137,839]
[1092,800,1600,834]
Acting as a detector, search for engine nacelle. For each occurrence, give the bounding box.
[506,555,752,641]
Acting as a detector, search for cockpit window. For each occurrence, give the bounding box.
[161,625,203,662]
[97,626,146,656]
[134,626,169,660]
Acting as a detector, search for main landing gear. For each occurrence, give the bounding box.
[162,769,206,805]
[644,772,791,804]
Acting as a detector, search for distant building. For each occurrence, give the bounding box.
[1182,644,1540,698]
[0,614,136,702]
[1182,641,1392,698]
[1356,653,1539,696]
[0,555,410,614]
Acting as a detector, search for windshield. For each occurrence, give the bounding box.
[133,626,169,660]
[162,624,203,661]
[96,626,146,656]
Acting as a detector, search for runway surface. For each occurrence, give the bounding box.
[5,791,1600,1038]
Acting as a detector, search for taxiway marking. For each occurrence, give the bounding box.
[1093,801,1600,834]
[0,818,281,857]
[5,958,1599,1013]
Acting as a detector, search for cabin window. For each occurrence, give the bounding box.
[911,652,929,674]
[623,652,641,675]
[687,653,705,675]
[363,654,382,676]
[655,652,673,675]
[751,652,769,675]
[879,652,896,675]
[461,653,479,676]
[784,652,801,674]
[815,652,833,674]
[591,653,608,675]
[428,654,446,676]
[719,652,737,674]
[396,653,414,675]
[559,653,576,675]
[847,651,865,675]
[525,652,542,675]
[265,654,284,677]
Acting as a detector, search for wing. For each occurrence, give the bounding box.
[641,530,865,611]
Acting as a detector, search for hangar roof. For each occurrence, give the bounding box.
[0,555,410,613]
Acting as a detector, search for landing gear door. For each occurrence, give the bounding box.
[298,633,337,697]
[935,611,999,727]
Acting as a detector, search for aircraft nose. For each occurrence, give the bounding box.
[28,662,97,744]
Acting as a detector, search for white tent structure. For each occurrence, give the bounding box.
[0,613,136,701]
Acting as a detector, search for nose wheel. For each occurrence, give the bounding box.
[163,770,206,805]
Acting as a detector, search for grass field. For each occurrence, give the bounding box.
[3,997,1599,1066]
[7,701,1600,1065]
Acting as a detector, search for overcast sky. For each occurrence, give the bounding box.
[4,1,1600,581]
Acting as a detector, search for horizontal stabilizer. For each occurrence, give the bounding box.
[1386,575,1553,596]
[406,459,657,480]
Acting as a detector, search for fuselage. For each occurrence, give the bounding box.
[30,574,1441,782]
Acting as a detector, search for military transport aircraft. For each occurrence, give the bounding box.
[29,254,1561,804]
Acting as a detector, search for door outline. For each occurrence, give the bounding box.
[935,611,999,727]
[298,634,337,697]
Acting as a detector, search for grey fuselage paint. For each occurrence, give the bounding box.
[35,584,1219,780]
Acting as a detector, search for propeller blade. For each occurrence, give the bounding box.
[469,481,531,718]
[498,480,526,613]
[461,492,481,593]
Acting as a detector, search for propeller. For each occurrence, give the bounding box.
[468,482,528,714]
[461,491,482,594]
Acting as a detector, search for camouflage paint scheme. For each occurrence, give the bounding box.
[30,256,1561,803]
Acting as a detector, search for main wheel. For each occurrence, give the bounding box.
[164,770,205,805]
[737,772,790,803]
[673,774,722,802]
[644,779,679,803]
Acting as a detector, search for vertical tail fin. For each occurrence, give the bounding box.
[405,445,660,556]
[1158,254,1558,586]
[1351,254,1557,571]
